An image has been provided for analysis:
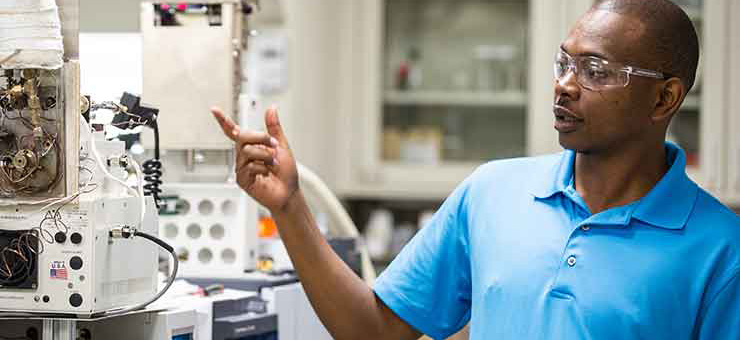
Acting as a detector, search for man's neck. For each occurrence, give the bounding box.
[574,140,669,214]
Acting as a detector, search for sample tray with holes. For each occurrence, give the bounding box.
[159,183,258,277]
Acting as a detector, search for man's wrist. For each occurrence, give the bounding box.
[274,188,306,218]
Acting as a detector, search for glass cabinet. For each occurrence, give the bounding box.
[381,0,529,166]
[336,0,737,204]
[337,0,537,199]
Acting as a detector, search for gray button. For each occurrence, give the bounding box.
[567,256,577,267]
[581,225,590,231]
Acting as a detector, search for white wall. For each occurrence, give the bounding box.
[276,0,348,189]
[79,0,142,32]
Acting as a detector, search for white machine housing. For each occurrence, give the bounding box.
[0,307,197,339]
[0,62,160,316]
[141,1,261,277]
[80,307,198,339]
[159,183,258,276]
[0,197,159,315]
[0,132,160,315]
[141,0,245,150]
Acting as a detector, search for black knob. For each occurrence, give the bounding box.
[69,256,83,270]
[42,295,49,303]
[54,232,66,243]
[69,293,83,307]
[70,233,83,244]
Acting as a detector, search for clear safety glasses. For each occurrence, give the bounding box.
[554,49,669,91]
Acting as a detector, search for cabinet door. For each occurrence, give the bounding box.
[348,0,535,199]
[381,0,530,162]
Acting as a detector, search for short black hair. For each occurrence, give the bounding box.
[591,0,700,92]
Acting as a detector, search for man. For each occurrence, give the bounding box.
[212,0,739,338]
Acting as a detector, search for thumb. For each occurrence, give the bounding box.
[265,105,288,147]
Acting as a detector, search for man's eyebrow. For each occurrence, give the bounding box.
[559,44,610,60]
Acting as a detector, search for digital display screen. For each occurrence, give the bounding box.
[172,334,193,340]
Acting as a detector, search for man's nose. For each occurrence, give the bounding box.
[554,68,580,101]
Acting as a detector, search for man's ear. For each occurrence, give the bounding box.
[652,78,684,123]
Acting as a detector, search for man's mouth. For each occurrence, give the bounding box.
[553,105,583,133]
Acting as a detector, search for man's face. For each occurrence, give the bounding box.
[555,10,661,153]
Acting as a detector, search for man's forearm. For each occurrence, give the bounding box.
[272,190,419,340]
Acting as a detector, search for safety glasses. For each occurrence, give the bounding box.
[554,49,669,91]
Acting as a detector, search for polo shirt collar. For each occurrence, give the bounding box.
[530,142,698,230]
[631,142,698,229]
[530,150,575,200]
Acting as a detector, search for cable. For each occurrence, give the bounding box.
[134,230,174,253]
[83,119,140,199]
[130,158,146,225]
[142,123,162,208]
[100,228,178,317]
[0,231,36,287]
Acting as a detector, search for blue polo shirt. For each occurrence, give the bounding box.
[373,142,739,339]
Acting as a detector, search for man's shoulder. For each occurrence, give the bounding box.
[460,153,564,201]
[472,153,563,182]
[687,189,740,273]
[687,189,740,302]
[689,189,740,238]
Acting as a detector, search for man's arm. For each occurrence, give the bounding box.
[212,106,421,340]
[275,192,421,340]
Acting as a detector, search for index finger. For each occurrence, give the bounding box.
[211,106,240,142]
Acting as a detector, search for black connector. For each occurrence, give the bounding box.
[113,92,159,130]
[114,92,164,208]
[109,226,134,239]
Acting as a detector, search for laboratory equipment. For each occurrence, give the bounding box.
[0,306,198,340]
[0,0,174,316]
[159,183,259,276]
[141,0,246,150]
[141,1,374,283]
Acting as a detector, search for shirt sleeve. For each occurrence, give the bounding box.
[372,177,473,340]
[696,269,740,340]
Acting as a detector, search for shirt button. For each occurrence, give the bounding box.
[567,256,577,267]
[581,225,590,231]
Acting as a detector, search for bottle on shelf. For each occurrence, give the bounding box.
[473,44,519,93]
[397,47,423,91]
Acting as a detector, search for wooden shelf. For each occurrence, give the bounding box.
[384,91,527,108]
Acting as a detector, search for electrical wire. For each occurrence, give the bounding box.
[142,123,162,208]
[87,130,139,198]
[100,229,178,317]
[0,229,37,287]
[0,117,149,290]
[0,140,102,284]
[129,158,146,225]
